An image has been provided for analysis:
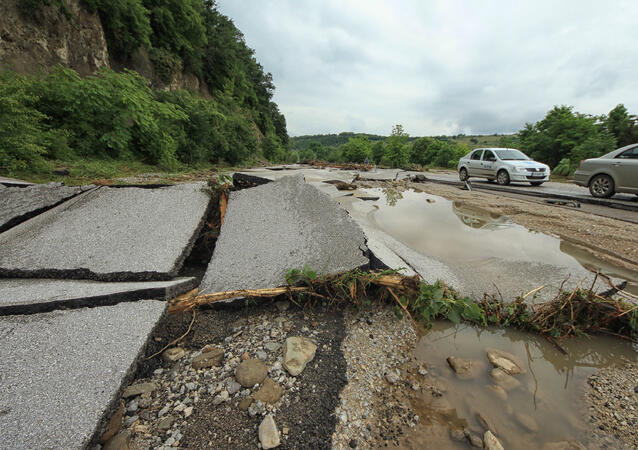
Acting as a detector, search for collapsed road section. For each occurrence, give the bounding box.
[199,174,369,295]
[0,300,167,449]
[0,182,95,233]
[0,183,212,281]
[0,180,216,449]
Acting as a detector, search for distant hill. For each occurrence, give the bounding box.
[291,132,518,150]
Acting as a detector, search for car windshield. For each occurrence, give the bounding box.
[494,149,529,161]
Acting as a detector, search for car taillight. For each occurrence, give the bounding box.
[578,160,585,169]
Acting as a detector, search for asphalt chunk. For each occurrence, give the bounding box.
[0,277,197,315]
[0,183,211,281]
[199,175,369,295]
[0,300,166,449]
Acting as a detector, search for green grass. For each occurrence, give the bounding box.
[450,134,517,149]
[8,158,222,186]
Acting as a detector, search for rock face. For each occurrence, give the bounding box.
[0,0,109,75]
[199,175,369,295]
[446,356,483,379]
[235,359,267,387]
[283,336,317,376]
[258,414,281,449]
[483,430,504,450]
[486,348,525,375]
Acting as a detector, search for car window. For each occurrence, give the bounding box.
[616,146,638,159]
[483,150,496,161]
[471,150,482,160]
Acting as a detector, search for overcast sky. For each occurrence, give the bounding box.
[216,1,638,137]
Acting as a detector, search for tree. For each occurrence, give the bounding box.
[385,124,409,168]
[409,137,434,166]
[518,105,600,168]
[604,104,636,148]
[371,141,385,164]
[498,136,517,148]
[341,136,372,163]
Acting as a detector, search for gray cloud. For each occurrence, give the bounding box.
[217,0,638,136]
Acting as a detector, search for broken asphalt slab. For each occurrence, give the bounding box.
[0,176,34,187]
[0,182,95,233]
[0,276,196,315]
[0,183,212,281]
[199,174,369,294]
[0,300,166,449]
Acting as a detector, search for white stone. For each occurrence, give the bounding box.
[258,414,281,449]
[283,337,317,376]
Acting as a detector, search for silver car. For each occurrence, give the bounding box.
[573,144,638,198]
[457,148,550,186]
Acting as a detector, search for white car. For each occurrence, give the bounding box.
[457,148,550,186]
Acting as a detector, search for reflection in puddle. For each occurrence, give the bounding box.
[381,188,404,207]
[409,322,637,449]
[365,188,638,288]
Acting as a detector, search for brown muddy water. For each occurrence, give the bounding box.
[402,322,638,449]
[359,188,638,296]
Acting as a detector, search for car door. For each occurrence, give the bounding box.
[480,149,498,177]
[467,150,483,176]
[612,145,638,190]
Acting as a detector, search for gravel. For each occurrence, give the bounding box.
[123,299,347,449]
[587,362,638,449]
[332,309,417,449]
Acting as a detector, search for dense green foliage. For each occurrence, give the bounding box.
[519,104,637,174]
[294,126,468,169]
[4,0,289,176]
[0,68,268,174]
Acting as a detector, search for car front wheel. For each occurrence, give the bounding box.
[459,167,469,181]
[496,170,510,186]
[589,174,615,198]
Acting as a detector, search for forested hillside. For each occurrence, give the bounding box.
[290,104,637,174]
[0,0,288,177]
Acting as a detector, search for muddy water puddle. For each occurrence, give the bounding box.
[354,188,638,296]
[403,322,638,449]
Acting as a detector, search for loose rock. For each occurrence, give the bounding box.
[238,398,254,411]
[283,336,317,376]
[103,431,130,450]
[486,384,508,401]
[253,378,283,404]
[446,356,483,379]
[486,348,525,375]
[259,414,281,449]
[235,359,268,387]
[122,382,156,399]
[515,411,539,432]
[191,346,224,369]
[162,347,185,362]
[484,430,504,450]
[489,368,521,390]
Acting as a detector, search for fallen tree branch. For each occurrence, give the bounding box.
[169,286,309,313]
